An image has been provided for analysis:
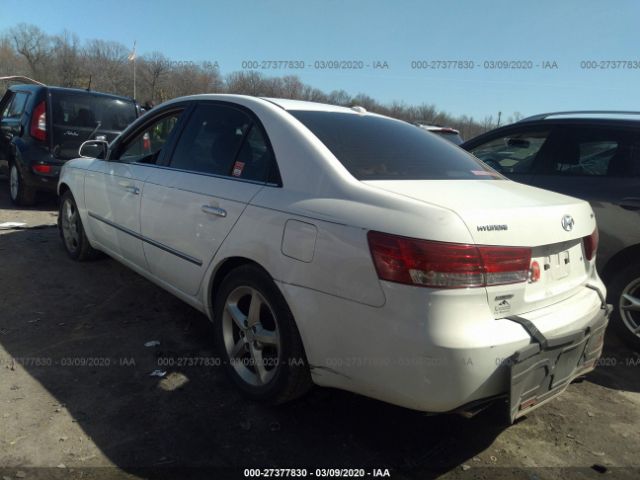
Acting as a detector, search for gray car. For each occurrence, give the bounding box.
[462,111,640,349]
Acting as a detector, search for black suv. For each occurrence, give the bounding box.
[461,112,640,349]
[0,84,138,205]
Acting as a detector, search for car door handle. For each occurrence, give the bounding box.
[201,205,227,218]
[123,185,140,195]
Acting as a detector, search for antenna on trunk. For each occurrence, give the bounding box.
[86,75,92,91]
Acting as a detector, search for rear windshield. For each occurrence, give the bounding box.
[51,92,137,132]
[290,111,497,180]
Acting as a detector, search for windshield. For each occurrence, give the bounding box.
[290,111,498,180]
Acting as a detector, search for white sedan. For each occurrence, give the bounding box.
[58,95,610,422]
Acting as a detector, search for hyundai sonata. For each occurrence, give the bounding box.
[58,95,610,422]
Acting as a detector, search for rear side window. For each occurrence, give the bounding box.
[290,111,497,180]
[539,126,636,177]
[51,92,137,131]
[169,104,275,182]
[469,129,550,174]
[3,92,29,119]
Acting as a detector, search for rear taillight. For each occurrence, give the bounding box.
[367,231,531,289]
[583,228,599,261]
[32,164,52,174]
[30,101,47,142]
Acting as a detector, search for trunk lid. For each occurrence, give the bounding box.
[363,179,597,316]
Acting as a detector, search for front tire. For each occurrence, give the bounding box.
[9,163,36,206]
[58,191,100,261]
[609,264,640,350]
[214,265,312,403]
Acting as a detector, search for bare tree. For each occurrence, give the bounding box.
[9,23,50,80]
[52,31,82,87]
[83,39,130,94]
[139,51,169,102]
[0,22,493,139]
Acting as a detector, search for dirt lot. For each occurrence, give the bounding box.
[0,176,639,480]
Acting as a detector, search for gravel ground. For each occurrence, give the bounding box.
[0,176,639,480]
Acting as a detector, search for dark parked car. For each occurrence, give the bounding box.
[0,84,138,205]
[415,123,464,145]
[462,111,640,349]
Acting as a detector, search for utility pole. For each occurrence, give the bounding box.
[497,111,502,127]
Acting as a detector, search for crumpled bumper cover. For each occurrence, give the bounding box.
[508,303,611,423]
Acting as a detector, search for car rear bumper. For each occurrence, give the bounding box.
[507,303,610,422]
[23,167,61,192]
[279,277,610,416]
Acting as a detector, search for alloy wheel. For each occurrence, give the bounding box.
[222,286,281,386]
[61,199,80,253]
[9,165,19,201]
[620,277,640,340]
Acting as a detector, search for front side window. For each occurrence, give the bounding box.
[119,111,183,164]
[469,129,550,174]
[291,111,497,180]
[168,104,275,182]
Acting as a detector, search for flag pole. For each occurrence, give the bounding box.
[129,41,137,100]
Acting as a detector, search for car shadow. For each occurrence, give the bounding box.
[0,227,508,478]
[586,329,640,394]
[0,175,58,213]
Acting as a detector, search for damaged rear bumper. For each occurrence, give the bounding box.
[507,303,611,422]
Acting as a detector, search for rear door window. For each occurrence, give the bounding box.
[469,129,550,174]
[538,126,636,177]
[168,103,276,183]
[290,111,497,180]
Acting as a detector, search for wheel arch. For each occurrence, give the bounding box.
[601,243,640,284]
[58,181,70,197]
[206,256,272,318]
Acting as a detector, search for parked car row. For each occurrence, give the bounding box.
[56,94,611,423]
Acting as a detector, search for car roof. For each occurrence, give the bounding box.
[261,97,361,113]
[158,94,371,116]
[8,84,134,102]
[519,111,640,123]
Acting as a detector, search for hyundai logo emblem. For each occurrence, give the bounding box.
[561,215,574,232]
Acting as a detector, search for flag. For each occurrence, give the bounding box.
[128,41,137,62]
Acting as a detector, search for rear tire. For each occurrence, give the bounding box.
[608,264,640,350]
[214,264,312,403]
[58,190,100,261]
[9,163,36,206]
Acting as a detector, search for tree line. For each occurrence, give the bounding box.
[0,23,521,140]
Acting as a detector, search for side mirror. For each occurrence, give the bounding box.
[79,140,108,160]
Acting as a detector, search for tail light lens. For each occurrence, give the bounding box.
[30,101,47,142]
[583,228,599,261]
[32,164,52,174]
[367,231,531,289]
